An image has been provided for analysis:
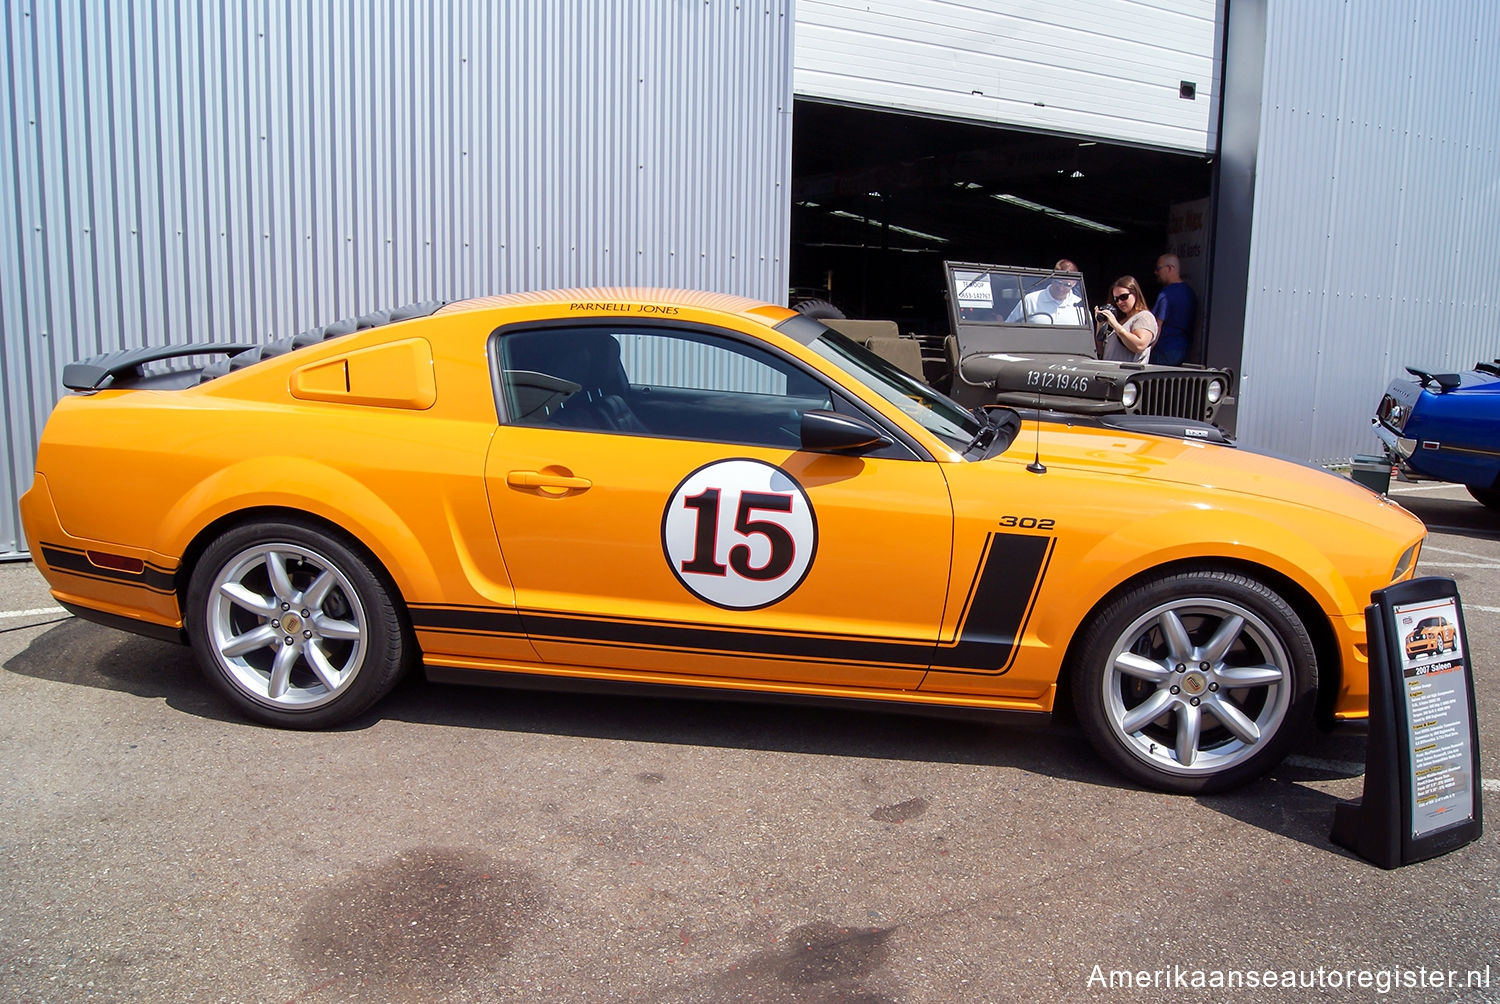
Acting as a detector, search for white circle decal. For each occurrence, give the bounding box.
[661,459,817,610]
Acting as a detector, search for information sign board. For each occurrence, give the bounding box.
[1331,577,1482,868]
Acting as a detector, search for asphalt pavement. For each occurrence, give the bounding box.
[2,479,1497,1003]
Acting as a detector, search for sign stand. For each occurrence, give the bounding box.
[1331,576,1482,867]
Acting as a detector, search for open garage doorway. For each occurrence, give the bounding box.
[789,99,1215,344]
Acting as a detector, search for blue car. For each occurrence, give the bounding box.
[1374,362,1500,508]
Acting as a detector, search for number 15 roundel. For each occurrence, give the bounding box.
[661,459,818,610]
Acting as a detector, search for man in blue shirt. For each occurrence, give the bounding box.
[1151,254,1198,365]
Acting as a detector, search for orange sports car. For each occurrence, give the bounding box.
[1404,616,1456,659]
[22,288,1425,792]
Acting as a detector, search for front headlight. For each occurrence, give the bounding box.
[1207,378,1225,404]
[1121,381,1138,409]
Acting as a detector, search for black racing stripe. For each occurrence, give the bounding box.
[40,543,176,594]
[412,604,935,668]
[521,611,935,668]
[931,532,1054,673]
[408,532,1050,672]
[409,604,527,637]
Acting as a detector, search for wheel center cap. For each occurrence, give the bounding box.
[1181,671,1208,696]
[282,612,304,634]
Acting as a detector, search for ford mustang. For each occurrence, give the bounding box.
[1403,615,1456,660]
[22,288,1425,792]
[1375,361,1500,508]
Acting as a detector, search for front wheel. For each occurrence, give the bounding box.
[1071,569,1317,793]
[186,520,411,728]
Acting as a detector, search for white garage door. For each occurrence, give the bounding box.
[795,0,1222,154]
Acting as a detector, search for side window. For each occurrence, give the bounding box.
[496,325,833,447]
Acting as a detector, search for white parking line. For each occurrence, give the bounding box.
[1423,544,1498,559]
[1464,605,1500,614]
[1418,546,1500,570]
[0,606,67,620]
[1389,483,1469,494]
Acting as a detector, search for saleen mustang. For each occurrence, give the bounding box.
[23,289,1425,792]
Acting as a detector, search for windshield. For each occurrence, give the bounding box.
[952,266,1091,328]
[947,262,1100,358]
[807,328,982,451]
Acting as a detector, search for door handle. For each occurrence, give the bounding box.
[507,470,592,491]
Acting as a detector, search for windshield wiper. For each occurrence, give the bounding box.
[963,407,1000,455]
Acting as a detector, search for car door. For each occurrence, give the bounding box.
[482,320,954,690]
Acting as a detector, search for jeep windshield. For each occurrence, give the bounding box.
[947,262,1099,357]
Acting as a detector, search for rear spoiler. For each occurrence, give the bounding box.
[62,300,448,391]
[1404,366,1461,392]
[62,343,258,391]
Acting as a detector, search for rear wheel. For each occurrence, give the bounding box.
[186,520,410,728]
[1465,485,1500,510]
[1071,568,1317,793]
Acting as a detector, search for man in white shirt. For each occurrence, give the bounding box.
[1006,259,1087,325]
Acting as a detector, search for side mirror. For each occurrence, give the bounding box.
[800,409,894,455]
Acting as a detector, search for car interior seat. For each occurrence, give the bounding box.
[506,331,650,434]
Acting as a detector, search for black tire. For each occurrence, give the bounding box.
[1466,485,1500,510]
[793,298,845,320]
[186,519,411,728]
[1070,568,1317,794]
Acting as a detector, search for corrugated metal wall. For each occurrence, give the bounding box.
[0,0,793,558]
[1236,0,1500,464]
[794,0,1222,153]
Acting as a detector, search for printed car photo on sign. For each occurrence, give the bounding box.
[1401,612,1459,664]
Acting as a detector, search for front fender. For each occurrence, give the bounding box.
[1032,505,1370,656]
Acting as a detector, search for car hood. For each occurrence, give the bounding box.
[1023,420,1414,531]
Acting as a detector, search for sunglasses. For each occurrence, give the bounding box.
[1113,293,1133,303]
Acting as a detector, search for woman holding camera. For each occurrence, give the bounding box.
[1094,276,1159,363]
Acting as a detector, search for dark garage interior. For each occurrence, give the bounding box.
[789,99,1216,335]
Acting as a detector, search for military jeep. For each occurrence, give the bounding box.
[932,261,1234,425]
[818,261,1233,427]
